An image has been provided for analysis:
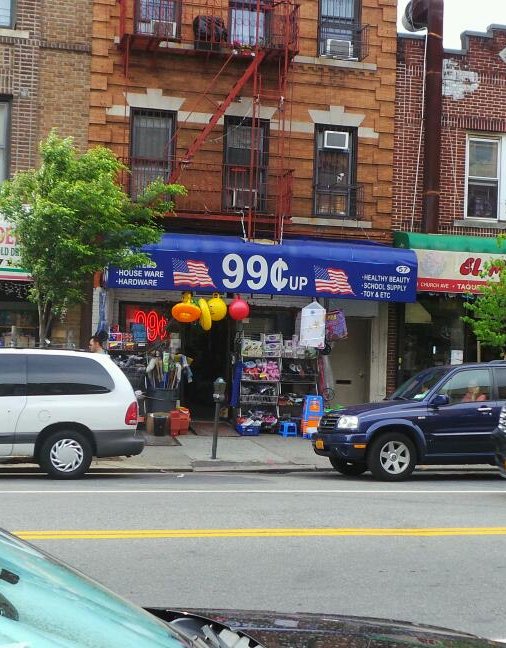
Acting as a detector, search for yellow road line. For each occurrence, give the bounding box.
[14,527,506,540]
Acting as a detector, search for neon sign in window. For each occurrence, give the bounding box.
[132,309,168,342]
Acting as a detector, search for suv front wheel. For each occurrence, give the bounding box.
[39,430,93,480]
[367,432,416,481]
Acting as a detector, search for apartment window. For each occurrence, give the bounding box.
[130,109,175,199]
[230,0,270,46]
[136,0,178,37]
[0,101,10,182]
[313,125,357,218]
[466,136,503,220]
[319,0,359,58]
[223,117,269,211]
[0,0,12,28]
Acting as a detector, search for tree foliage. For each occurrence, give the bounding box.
[0,131,186,343]
[462,253,506,357]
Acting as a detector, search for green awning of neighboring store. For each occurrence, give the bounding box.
[393,231,505,254]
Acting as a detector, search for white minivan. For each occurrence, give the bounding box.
[0,349,144,479]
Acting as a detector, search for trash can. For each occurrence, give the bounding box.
[147,412,168,437]
[145,388,178,414]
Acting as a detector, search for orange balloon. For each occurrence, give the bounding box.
[172,292,201,323]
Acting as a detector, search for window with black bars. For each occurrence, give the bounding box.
[222,117,269,212]
[135,0,179,37]
[129,109,175,200]
[319,0,360,58]
[313,125,360,219]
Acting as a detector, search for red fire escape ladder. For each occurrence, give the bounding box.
[169,50,266,183]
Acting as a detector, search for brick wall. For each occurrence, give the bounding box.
[90,0,397,242]
[39,0,92,154]
[2,0,92,343]
[393,27,506,236]
[4,0,92,174]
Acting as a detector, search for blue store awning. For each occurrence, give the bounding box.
[106,234,417,302]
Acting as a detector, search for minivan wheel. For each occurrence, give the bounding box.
[367,432,416,481]
[39,431,93,480]
[329,457,367,476]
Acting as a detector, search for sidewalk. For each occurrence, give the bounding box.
[91,422,499,474]
[94,424,332,472]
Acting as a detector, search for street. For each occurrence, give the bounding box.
[1,468,506,640]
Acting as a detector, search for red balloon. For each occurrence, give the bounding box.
[228,295,250,321]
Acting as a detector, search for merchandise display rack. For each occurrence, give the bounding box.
[236,332,318,434]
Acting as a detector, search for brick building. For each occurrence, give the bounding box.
[0,0,92,348]
[89,0,419,417]
[392,26,506,387]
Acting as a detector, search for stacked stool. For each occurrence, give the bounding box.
[278,421,298,437]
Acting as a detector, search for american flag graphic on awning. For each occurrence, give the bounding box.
[172,258,215,288]
[314,266,354,295]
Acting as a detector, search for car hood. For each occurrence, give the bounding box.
[328,400,422,417]
[150,607,500,648]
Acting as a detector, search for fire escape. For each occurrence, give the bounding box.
[118,0,299,242]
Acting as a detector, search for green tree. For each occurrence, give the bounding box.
[0,131,186,345]
[462,253,506,357]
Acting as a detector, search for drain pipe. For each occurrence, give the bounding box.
[402,0,444,233]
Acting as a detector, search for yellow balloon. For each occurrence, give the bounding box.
[198,298,212,331]
[207,292,227,321]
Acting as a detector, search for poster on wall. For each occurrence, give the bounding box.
[106,234,418,303]
[0,218,30,282]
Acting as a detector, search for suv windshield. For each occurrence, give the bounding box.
[389,367,449,401]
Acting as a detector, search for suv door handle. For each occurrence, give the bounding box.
[477,406,492,413]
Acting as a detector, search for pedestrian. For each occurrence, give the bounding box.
[89,335,106,354]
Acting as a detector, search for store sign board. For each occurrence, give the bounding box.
[416,248,505,294]
[106,236,417,302]
[0,218,30,282]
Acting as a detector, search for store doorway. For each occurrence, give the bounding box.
[180,319,229,420]
[329,317,370,406]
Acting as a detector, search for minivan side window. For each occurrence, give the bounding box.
[495,368,506,401]
[0,354,26,396]
[27,356,115,396]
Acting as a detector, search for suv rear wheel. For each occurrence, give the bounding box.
[39,430,93,480]
[329,457,368,476]
[367,432,416,481]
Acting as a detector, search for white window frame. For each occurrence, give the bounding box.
[0,0,12,28]
[465,134,506,222]
[0,101,10,182]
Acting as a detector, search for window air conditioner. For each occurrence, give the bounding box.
[323,130,349,150]
[232,188,258,209]
[151,20,178,38]
[325,39,353,59]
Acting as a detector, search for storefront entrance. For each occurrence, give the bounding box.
[180,318,229,420]
[329,317,370,406]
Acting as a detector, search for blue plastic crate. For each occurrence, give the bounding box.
[235,424,261,436]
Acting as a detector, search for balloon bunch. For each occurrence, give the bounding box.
[171,292,250,331]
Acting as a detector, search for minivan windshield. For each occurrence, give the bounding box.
[389,367,449,401]
[0,529,184,647]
